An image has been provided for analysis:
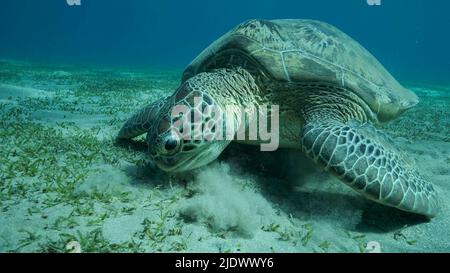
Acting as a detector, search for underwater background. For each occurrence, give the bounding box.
[1,0,450,84]
[0,0,449,252]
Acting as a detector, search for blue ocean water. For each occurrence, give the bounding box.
[0,0,449,84]
[1,0,450,254]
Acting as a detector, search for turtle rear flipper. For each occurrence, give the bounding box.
[117,96,168,140]
[301,119,439,218]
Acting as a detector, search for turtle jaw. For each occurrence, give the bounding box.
[156,157,195,173]
[153,144,220,173]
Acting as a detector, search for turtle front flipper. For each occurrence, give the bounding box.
[117,96,168,140]
[301,119,439,218]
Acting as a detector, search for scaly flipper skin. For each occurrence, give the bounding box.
[117,96,168,140]
[301,119,439,218]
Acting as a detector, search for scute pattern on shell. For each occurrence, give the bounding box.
[183,19,418,122]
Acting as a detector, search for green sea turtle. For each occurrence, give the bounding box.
[118,19,439,217]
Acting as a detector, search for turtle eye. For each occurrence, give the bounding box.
[165,138,178,151]
[163,135,180,153]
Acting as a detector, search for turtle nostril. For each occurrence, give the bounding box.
[164,138,178,151]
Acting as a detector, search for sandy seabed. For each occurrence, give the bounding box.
[0,60,449,252]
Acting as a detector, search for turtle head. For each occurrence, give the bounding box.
[147,80,230,173]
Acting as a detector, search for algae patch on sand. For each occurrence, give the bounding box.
[1,61,449,253]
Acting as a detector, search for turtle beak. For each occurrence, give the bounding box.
[153,155,182,172]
